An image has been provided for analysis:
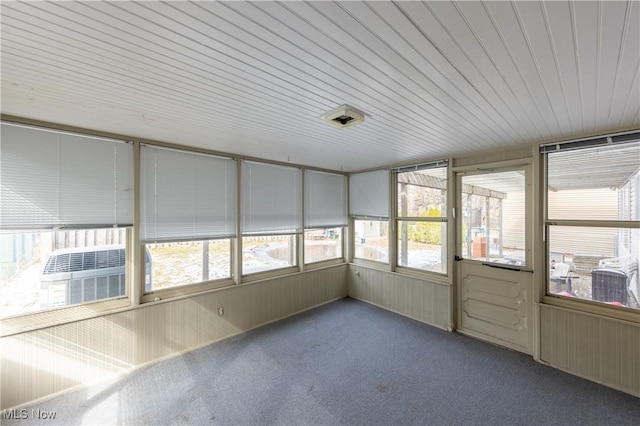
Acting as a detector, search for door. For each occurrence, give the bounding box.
[455,164,533,354]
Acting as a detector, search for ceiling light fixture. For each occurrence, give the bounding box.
[322,104,366,128]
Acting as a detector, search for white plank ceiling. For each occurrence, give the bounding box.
[1,1,639,172]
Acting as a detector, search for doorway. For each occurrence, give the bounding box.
[455,164,533,354]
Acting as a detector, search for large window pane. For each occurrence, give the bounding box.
[354,220,389,263]
[305,227,343,264]
[397,167,447,216]
[397,221,446,273]
[145,239,231,291]
[547,226,639,309]
[547,142,640,221]
[243,235,297,275]
[1,229,127,318]
[461,171,526,265]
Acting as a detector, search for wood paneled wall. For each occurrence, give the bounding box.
[540,304,640,397]
[347,265,452,331]
[1,265,347,409]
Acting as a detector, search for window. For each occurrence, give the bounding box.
[350,169,389,264]
[396,162,448,273]
[145,239,231,290]
[304,170,347,264]
[0,122,133,316]
[1,230,130,318]
[543,135,640,310]
[140,145,236,290]
[241,161,302,275]
[304,228,343,264]
[460,170,526,266]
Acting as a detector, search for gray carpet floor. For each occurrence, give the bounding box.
[4,297,639,425]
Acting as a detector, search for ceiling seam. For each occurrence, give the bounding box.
[595,1,603,129]
[477,0,556,137]
[510,1,564,136]
[289,1,497,144]
[333,1,505,144]
[417,1,541,142]
[47,1,461,147]
[270,1,485,144]
[451,0,552,139]
[605,1,633,128]
[568,1,586,133]
[4,2,334,122]
[539,1,576,134]
[210,1,465,145]
[390,0,527,143]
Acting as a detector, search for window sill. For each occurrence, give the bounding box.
[303,258,346,271]
[542,294,640,325]
[1,297,132,337]
[142,278,235,303]
[350,258,389,271]
[240,266,301,283]
[394,266,450,284]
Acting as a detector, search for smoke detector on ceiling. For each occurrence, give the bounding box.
[322,104,366,128]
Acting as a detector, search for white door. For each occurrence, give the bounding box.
[456,165,534,354]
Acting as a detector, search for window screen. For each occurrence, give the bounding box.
[0,122,133,229]
[140,144,236,242]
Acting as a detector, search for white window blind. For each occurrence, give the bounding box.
[241,161,302,235]
[0,122,133,229]
[140,145,236,243]
[349,169,389,219]
[304,170,347,229]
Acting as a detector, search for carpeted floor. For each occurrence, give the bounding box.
[4,297,639,425]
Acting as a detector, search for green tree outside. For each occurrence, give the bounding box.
[407,207,442,244]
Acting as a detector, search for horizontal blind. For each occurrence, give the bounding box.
[0,122,133,229]
[242,160,302,235]
[304,170,347,229]
[349,169,389,219]
[140,145,236,243]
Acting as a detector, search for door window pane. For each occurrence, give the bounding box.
[461,171,526,266]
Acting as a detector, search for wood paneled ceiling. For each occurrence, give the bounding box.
[1,1,639,172]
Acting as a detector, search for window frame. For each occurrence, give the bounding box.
[1,227,134,336]
[303,169,348,268]
[349,169,391,268]
[541,133,640,321]
[140,237,235,302]
[240,233,300,281]
[393,161,449,276]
